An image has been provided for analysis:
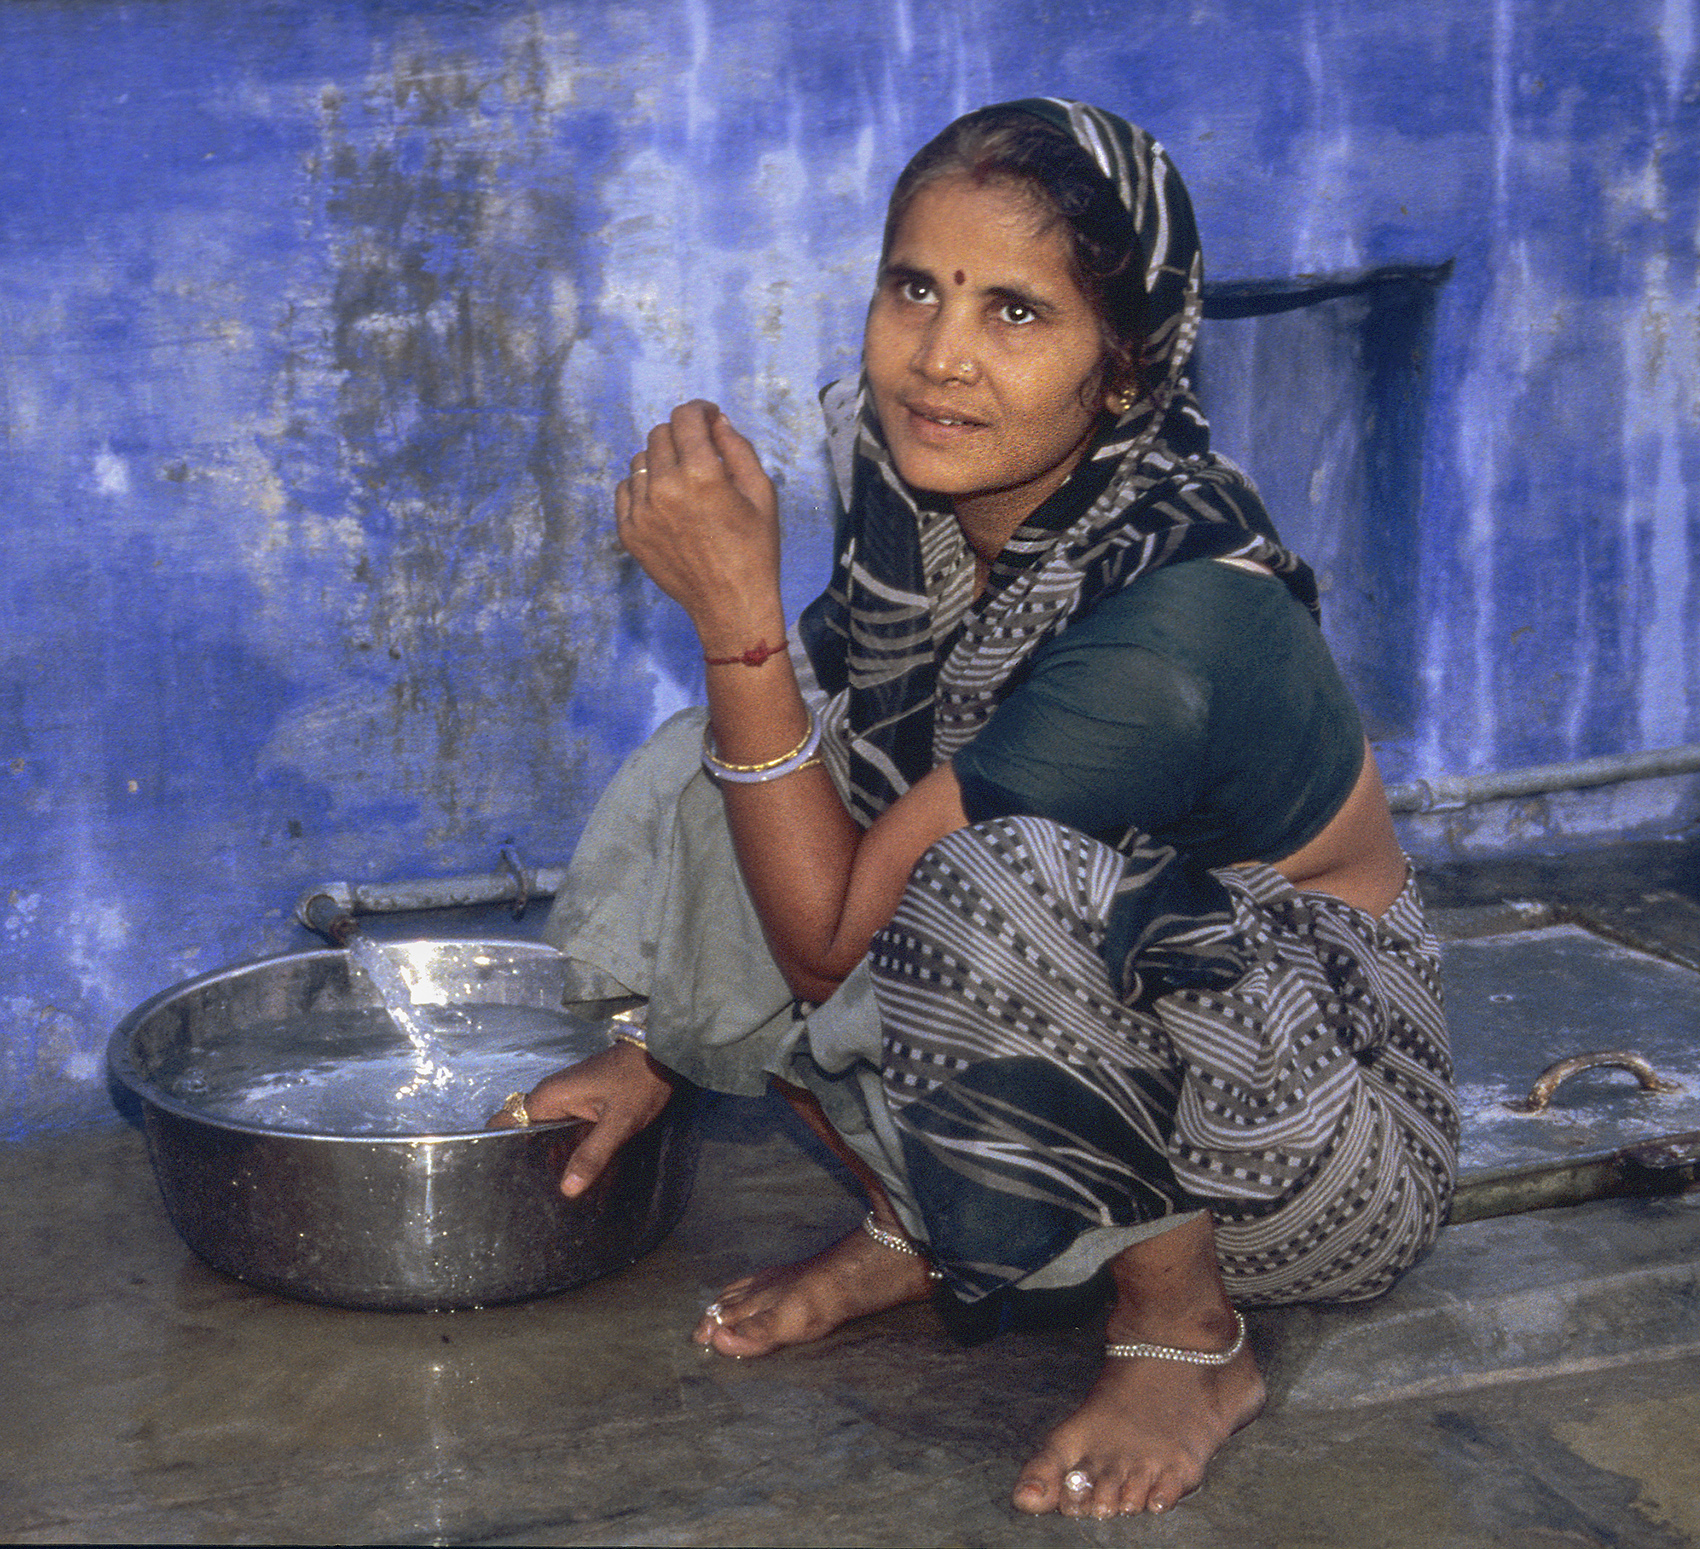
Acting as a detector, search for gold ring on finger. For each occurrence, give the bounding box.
[500,1091,531,1127]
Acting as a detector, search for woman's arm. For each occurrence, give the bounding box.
[616,400,969,1003]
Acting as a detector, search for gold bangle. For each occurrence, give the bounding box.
[702,720,814,773]
[610,1029,648,1051]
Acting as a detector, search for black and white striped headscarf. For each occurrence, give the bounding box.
[799,98,1317,827]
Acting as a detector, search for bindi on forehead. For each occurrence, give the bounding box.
[954,270,965,286]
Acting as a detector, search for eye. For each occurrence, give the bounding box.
[898,277,936,305]
[997,300,1038,326]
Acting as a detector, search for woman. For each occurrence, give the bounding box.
[498,99,1458,1519]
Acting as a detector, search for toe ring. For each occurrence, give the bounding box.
[1064,1469,1093,1494]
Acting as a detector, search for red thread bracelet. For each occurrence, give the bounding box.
[704,639,782,668]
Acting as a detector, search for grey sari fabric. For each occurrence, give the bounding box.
[540,713,1458,1310]
[872,817,1457,1310]
[539,707,796,1099]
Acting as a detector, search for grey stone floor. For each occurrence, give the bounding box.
[5,1105,1698,1547]
[6,838,1699,1546]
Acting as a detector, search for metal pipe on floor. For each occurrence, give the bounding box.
[1451,1130,1700,1223]
[1385,742,1700,815]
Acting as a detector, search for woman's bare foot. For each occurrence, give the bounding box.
[691,1216,936,1357]
[1012,1316,1264,1516]
[692,1077,937,1357]
[1012,1215,1266,1517]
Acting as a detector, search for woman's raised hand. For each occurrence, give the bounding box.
[615,400,784,654]
[485,1043,676,1198]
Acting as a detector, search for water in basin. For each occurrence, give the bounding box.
[153,998,609,1136]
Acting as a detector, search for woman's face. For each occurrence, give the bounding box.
[864,174,1115,538]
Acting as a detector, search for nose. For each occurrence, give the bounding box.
[913,302,978,386]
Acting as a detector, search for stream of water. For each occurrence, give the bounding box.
[346,933,451,1100]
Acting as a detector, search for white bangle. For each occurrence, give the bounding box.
[703,711,823,783]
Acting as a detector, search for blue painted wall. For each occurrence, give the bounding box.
[3,0,1696,1131]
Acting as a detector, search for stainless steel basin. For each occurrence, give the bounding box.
[107,939,697,1311]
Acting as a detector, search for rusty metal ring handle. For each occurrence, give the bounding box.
[1504,1050,1686,1114]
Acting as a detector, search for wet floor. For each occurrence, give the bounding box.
[5,840,1698,1546]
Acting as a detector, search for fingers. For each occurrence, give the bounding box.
[645,415,682,476]
[636,400,717,484]
[704,404,748,460]
[559,1103,644,1198]
[620,400,767,502]
[484,1088,538,1131]
[708,411,774,509]
[639,401,742,480]
[613,400,781,619]
[613,437,650,548]
[613,470,632,539]
[665,399,717,464]
[614,404,715,537]
[537,1045,673,1197]
[482,1047,673,1198]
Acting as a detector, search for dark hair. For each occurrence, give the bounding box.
[882,106,1146,397]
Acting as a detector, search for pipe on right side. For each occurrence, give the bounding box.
[1386,743,1700,816]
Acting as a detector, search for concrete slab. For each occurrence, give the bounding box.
[1421,838,1700,973]
[1442,925,1700,1174]
[1269,1195,1700,1411]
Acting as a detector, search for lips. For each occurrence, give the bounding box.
[899,400,987,446]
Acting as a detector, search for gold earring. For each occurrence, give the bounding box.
[1110,390,1135,414]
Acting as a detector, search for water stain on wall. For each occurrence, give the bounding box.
[261,31,621,846]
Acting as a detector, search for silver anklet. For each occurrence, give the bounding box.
[861,1213,943,1282]
[1105,1308,1246,1365]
